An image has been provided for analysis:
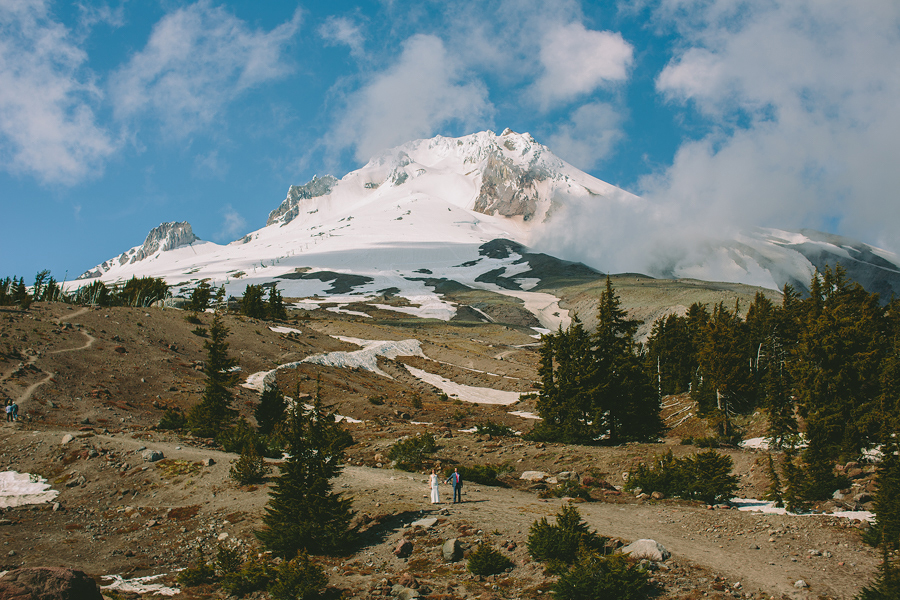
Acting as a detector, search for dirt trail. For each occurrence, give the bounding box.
[336,466,876,599]
[2,306,97,404]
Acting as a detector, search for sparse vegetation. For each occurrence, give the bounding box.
[625,449,739,505]
[467,543,512,576]
[551,550,658,600]
[527,504,608,573]
[387,433,437,471]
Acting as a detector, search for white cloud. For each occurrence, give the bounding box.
[328,34,492,163]
[546,102,625,171]
[319,15,365,58]
[646,0,900,255]
[0,0,115,183]
[218,204,246,240]
[533,22,633,109]
[110,1,300,136]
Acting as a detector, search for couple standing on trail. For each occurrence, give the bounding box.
[430,468,462,504]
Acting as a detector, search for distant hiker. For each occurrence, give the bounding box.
[10,402,17,422]
[4,402,10,423]
[445,467,462,503]
[430,469,440,504]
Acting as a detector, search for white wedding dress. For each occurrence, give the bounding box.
[430,473,440,504]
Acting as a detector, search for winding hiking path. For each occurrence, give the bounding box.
[0,307,96,405]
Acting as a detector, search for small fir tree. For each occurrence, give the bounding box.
[256,388,356,557]
[267,285,287,320]
[189,281,213,312]
[188,303,239,438]
[255,383,287,436]
[241,284,267,319]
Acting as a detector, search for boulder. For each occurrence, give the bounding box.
[60,434,73,445]
[410,517,438,528]
[519,471,548,482]
[651,491,665,500]
[141,450,164,462]
[621,539,671,562]
[556,471,579,482]
[0,567,103,600]
[442,538,463,562]
[391,585,419,599]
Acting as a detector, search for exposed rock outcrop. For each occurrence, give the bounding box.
[0,567,103,600]
[267,175,339,226]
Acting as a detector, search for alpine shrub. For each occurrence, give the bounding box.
[625,449,738,504]
[157,408,186,431]
[467,544,513,576]
[552,550,659,600]
[387,433,437,470]
[230,444,270,485]
[475,420,516,438]
[268,553,328,600]
[527,504,607,573]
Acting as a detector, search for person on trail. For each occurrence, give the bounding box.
[4,401,11,423]
[10,402,17,422]
[445,467,463,503]
[430,469,440,504]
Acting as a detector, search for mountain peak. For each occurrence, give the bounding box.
[77,221,199,280]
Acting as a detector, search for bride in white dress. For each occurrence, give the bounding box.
[430,469,440,504]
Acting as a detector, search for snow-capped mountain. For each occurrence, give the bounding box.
[75,129,900,320]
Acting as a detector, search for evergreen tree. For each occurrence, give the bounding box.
[592,276,663,443]
[644,313,696,395]
[792,266,887,497]
[242,284,267,319]
[188,303,239,438]
[267,285,287,320]
[696,301,755,438]
[255,383,288,436]
[12,277,30,309]
[189,281,213,312]
[32,270,49,302]
[256,389,356,557]
[532,319,598,443]
[120,276,169,307]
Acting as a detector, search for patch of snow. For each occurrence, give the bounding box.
[509,410,542,420]
[0,471,58,508]
[731,498,874,522]
[303,338,424,377]
[404,365,521,405]
[269,325,304,335]
[327,305,371,318]
[102,573,180,596]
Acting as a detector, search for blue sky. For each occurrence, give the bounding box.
[2,0,900,281]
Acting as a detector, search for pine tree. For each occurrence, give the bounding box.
[12,277,30,309]
[188,302,239,438]
[532,319,598,443]
[267,286,287,320]
[256,390,356,557]
[255,383,287,436]
[592,276,663,443]
[189,281,213,312]
[241,284,267,319]
[793,266,887,498]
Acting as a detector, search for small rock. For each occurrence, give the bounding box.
[394,539,413,559]
[794,579,808,589]
[621,539,671,561]
[60,434,74,445]
[442,538,463,562]
[142,450,164,462]
[519,471,548,482]
[651,491,665,500]
[202,458,215,467]
[411,517,438,528]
